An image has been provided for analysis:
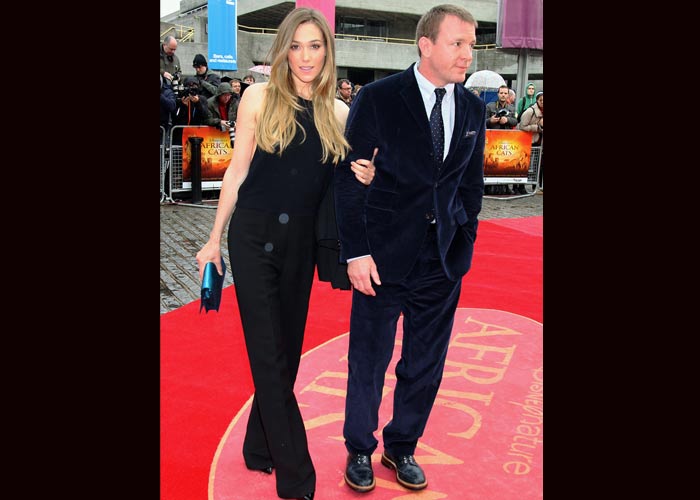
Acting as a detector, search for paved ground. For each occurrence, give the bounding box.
[160,191,543,314]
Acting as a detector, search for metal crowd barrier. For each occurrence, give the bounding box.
[160,126,167,202]
[167,125,214,195]
[160,125,541,202]
[483,144,542,200]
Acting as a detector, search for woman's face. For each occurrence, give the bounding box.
[287,21,326,89]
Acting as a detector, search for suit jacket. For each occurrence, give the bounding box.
[316,180,351,290]
[334,64,486,283]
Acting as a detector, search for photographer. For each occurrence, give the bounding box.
[171,77,211,147]
[192,54,222,99]
[160,73,176,143]
[160,36,181,84]
[485,85,519,194]
[486,85,517,129]
[205,82,238,147]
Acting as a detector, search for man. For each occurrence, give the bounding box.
[336,78,353,107]
[171,77,210,147]
[192,53,222,99]
[334,4,485,493]
[160,35,181,83]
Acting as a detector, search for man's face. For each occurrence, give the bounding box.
[420,14,476,87]
[498,88,509,103]
[338,82,352,99]
[164,41,177,56]
[194,65,207,75]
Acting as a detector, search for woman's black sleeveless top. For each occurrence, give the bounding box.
[236,97,333,216]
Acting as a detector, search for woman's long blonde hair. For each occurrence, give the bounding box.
[255,8,349,165]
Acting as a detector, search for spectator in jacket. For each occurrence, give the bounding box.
[516,82,537,121]
[518,91,543,190]
[192,54,222,99]
[160,36,181,83]
[205,81,238,133]
[160,73,176,142]
[171,77,210,146]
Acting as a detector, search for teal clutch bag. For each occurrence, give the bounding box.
[200,257,226,313]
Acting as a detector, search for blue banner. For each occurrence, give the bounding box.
[208,0,237,71]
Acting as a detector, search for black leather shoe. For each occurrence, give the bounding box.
[381,451,427,490]
[246,464,273,474]
[297,492,314,500]
[344,453,375,492]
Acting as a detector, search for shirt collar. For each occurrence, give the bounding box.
[413,62,455,103]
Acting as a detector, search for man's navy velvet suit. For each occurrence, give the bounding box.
[334,63,486,457]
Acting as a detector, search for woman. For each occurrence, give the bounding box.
[195,8,374,500]
[517,91,543,189]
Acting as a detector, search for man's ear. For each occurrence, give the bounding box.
[418,36,432,57]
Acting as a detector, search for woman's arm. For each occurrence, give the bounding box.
[195,83,266,276]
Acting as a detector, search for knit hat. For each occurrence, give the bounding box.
[183,76,200,88]
[192,54,207,67]
[216,82,233,96]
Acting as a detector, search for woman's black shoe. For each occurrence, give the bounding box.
[246,465,273,474]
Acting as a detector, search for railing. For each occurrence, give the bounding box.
[483,145,541,199]
[160,126,168,202]
[237,24,495,49]
[161,126,541,203]
[160,24,195,42]
[162,22,497,49]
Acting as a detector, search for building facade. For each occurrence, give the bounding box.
[160,0,543,96]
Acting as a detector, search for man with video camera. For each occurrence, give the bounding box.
[171,76,210,147]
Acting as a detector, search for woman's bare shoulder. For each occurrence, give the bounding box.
[241,82,267,107]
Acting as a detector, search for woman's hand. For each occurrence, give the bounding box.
[196,240,223,280]
[350,147,378,186]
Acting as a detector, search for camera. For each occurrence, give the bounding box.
[171,76,185,98]
[185,87,199,97]
[495,109,509,118]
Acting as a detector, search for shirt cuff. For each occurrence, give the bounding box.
[347,254,371,263]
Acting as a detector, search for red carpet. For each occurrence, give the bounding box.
[161,216,542,500]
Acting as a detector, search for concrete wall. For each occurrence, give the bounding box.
[161,0,542,87]
[336,0,497,21]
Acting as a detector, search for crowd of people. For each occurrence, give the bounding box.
[163,5,541,499]
[159,38,259,147]
[160,40,542,195]
[480,82,543,194]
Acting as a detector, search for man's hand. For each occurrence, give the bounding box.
[347,256,381,296]
[351,147,378,185]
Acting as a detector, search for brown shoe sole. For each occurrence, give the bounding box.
[380,453,428,490]
[343,472,376,492]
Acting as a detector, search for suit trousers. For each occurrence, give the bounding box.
[228,207,316,498]
[343,226,462,457]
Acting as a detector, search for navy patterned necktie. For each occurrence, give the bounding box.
[430,87,446,163]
